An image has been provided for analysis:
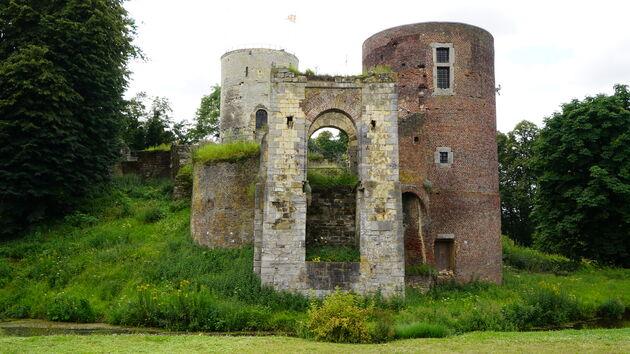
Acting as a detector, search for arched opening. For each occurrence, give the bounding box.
[255,109,267,130]
[305,110,359,262]
[402,192,427,269]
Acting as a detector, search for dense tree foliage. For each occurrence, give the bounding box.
[0,0,138,236]
[121,93,178,150]
[532,85,630,266]
[497,121,539,246]
[188,86,220,143]
[308,129,349,162]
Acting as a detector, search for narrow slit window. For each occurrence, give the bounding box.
[437,67,450,89]
[245,66,249,77]
[255,109,267,130]
[440,151,449,164]
[436,47,450,63]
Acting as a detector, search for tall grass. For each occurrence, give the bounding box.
[502,235,582,274]
[194,141,260,164]
[307,169,358,186]
[143,143,171,151]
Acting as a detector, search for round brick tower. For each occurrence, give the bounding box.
[220,48,298,142]
[363,22,501,283]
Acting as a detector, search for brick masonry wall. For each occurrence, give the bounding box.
[363,22,502,283]
[306,186,357,248]
[190,156,259,248]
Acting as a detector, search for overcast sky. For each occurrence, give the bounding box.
[123,0,630,133]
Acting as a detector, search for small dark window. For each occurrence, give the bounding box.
[436,47,450,63]
[440,151,449,163]
[245,66,249,77]
[370,120,376,129]
[286,116,294,128]
[255,109,267,129]
[413,136,419,144]
[437,67,450,89]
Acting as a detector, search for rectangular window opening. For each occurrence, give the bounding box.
[436,47,450,63]
[437,67,450,89]
[439,151,449,164]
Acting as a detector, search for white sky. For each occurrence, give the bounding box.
[123,0,630,133]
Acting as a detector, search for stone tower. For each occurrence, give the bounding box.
[363,22,502,283]
[220,48,298,143]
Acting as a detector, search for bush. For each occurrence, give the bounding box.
[308,152,325,161]
[502,281,584,329]
[368,309,395,342]
[502,236,581,274]
[306,291,371,343]
[394,322,449,339]
[46,294,97,323]
[306,247,360,262]
[137,205,165,223]
[597,298,625,320]
[169,199,190,212]
[194,141,260,164]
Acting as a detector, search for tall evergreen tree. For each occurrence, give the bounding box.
[0,0,138,236]
[532,85,630,266]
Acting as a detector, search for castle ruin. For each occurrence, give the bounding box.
[191,22,502,297]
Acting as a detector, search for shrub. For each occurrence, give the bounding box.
[46,294,97,323]
[597,298,625,320]
[394,322,449,339]
[306,291,371,343]
[502,235,580,274]
[194,141,260,164]
[368,309,395,343]
[137,205,165,223]
[63,212,98,227]
[502,281,584,329]
[169,199,190,212]
[308,152,325,161]
[306,247,360,262]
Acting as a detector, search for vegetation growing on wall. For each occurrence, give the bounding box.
[194,141,260,164]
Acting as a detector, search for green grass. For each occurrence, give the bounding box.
[307,169,358,186]
[0,176,307,333]
[305,247,360,262]
[0,177,628,342]
[0,329,628,353]
[502,235,582,274]
[143,143,171,151]
[194,141,260,164]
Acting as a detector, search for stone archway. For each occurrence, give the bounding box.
[402,192,427,267]
[308,109,358,173]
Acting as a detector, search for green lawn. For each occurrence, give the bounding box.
[0,329,628,353]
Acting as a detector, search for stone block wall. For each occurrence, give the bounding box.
[137,150,172,180]
[306,186,357,248]
[306,262,360,295]
[257,69,404,297]
[190,156,259,248]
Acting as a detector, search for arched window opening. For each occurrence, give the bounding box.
[255,109,267,130]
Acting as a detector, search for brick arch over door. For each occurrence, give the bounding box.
[307,109,358,174]
[300,88,362,122]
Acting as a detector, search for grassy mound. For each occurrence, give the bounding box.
[0,178,627,341]
[194,141,260,164]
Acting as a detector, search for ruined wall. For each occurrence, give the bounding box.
[257,69,404,297]
[220,48,298,143]
[306,186,357,248]
[137,150,171,180]
[190,156,259,248]
[363,22,502,283]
